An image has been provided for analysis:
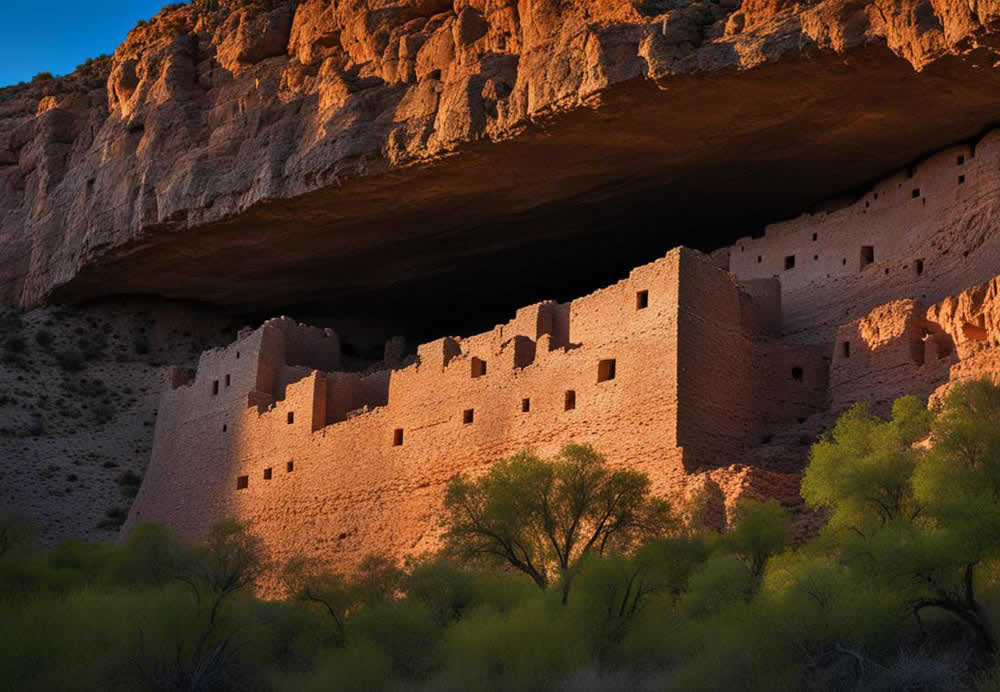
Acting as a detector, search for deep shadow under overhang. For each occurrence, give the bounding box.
[52,44,1000,345]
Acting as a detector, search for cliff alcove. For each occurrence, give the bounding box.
[3,0,1000,349]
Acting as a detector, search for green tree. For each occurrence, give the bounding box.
[724,498,789,590]
[803,384,1000,655]
[802,396,929,536]
[0,510,36,558]
[283,556,355,642]
[443,444,673,603]
[908,380,1000,654]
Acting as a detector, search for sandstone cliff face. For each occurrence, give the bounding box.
[3,0,1000,321]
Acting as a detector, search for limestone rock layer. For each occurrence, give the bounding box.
[4,0,1000,326]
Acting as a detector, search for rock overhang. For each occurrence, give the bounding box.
[6,0,1000,343]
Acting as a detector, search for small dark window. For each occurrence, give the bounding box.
[911,188,920,199]
[957,154,965,165]
[812,233,818,241]
[757,255,762,264]
[791,366,804,381]
[463,409,475,424]
[393,428,404,446]
[813,255,818,261]
[471,358,487,378]
[287,412,295,424]
[915,259,924,276]
[564,390,576,411]
[223,424,227,432]
[842,258,847,266]
[636,290,649,310]
[874,192,879,200]
[236,351,240,359]
[842,342,851,359]
[236,475,248,490]
[287,461,294,473]
[959,175,966,185]
[597,359,616,383]
[521,398,530,413]
[860,246,875,269]
[225,374,231,387]
[212,380,219,395]
[263,468,272,480]
[784,255,796,270]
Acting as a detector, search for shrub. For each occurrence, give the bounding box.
[92,403,115,426]
[54,350,84,372]
[406,558,535,626]
[4,334,26,354]
[117,470,142,498]
[96,507,127,531]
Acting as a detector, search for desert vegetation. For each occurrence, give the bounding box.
[4,380,1000,690]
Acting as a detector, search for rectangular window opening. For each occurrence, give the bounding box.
[212,380,219,395]
[263,468,272,480]
[564,390,576,411]
[393,428,404,446]
[812,232,818,241]
[911,188,920,199]
[287,461,294,473]
[959,175,966,185]
[915,258,924,276]
[597,359,617,383]
[287,411,295,425]
[471,357,487,378]
[225,374,231,387]
[860,246,875,270]
[842,341,851,359]
[521,398,530,413]
[463,408,475,424]
[236,475,248,490]
[636,290,649,310]
[958,154,965,165]
[784,255,796,270]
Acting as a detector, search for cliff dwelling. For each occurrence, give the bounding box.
[5,0,1000,575]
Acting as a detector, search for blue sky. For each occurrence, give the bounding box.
[0,1,174,87]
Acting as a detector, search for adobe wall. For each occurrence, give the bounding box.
[728,131,1000,345]
[829,274,1000,413]
[675,256,827,468]
[125,248,800,572]
[128,128,1000,574]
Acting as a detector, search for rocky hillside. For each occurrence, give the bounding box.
[3,0,1000,330]
[0,299,237,543]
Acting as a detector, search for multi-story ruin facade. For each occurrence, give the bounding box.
[125,131,1000,569]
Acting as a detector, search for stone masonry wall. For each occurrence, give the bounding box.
[125,248,800,572]
[829,274,1000,414]
[729,131,1000,346]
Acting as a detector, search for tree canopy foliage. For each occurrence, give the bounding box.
[443,443,674,601]
[5,382,1000,690]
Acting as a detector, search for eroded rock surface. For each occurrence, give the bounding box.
[4,0,1000,331]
